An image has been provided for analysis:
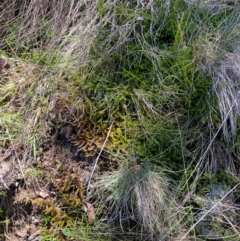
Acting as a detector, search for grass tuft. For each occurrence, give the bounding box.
[93,156,177,240]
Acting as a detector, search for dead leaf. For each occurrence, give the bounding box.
[85,202,95,223]
[15,229,27,238]
[0,150,12,161]
[4,63,10,70]
[0,58,10,73]
[5,233,19,241]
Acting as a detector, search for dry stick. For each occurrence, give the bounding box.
[180,182,240,241]
[86,121,114,195]
[6,129,25,179]
[219,208,240,237]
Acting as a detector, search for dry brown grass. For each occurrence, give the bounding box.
[0,0,100,71]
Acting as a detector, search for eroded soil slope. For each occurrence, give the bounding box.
[0,136,97,241]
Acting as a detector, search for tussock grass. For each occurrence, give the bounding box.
[93,157,177,240]
[188,2,240,179]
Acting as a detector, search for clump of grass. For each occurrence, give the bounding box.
[210,48,240,141]
[93,155,177,240]
[194,3,240,142]
[186,1,240,178]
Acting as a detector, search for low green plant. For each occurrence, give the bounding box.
[24,166,43,183]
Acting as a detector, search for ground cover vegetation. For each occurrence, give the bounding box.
[0,0,240,240]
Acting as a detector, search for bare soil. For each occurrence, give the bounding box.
[0,136,97,241]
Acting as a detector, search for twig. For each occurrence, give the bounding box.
[6,129,26,187]
[86,121,114,195]
[0,177,9,190]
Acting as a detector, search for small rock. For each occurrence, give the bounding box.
[31,238,42,241]
[36,190,49,199]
